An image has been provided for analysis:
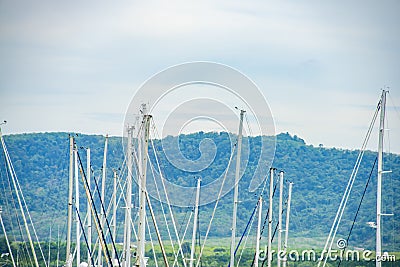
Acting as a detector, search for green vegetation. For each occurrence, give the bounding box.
[0,132,399,266]
[1,237,397,267]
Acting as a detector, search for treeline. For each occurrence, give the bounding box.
[0,132,399,253]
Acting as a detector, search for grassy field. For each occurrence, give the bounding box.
[144,237,399,267]
[0,237,398,266]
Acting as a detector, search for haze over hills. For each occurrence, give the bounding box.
[0,132,399,251]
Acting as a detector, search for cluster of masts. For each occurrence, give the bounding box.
[65,134,121,267]
[0,90,392,267]
[61,106,296,267]
[229,110,294,267]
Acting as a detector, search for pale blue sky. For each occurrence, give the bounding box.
[0,0,399,153]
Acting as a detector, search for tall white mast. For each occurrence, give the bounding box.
[86,148,92,266]
[229,109,245,267]
[66,135,74,267]
[190,178,201,267]
[282,182,293,267]
[123,126,134,267]
[0,206,16,267]
[98,135,108,267]
[254,196,263,267]
[277,171,284,267]
[1,132,39,267]
[47,225,52,267]
[376,90,387,267]
[74,149,81,266]
[145,191,169,267]
[136,114,151,267]
[112,169,118,263]
[267,168,275,267]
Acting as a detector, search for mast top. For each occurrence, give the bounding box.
[235,106,246,113]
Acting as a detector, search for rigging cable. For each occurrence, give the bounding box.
[78,151,121,266]
[145,190,170,267]
[174,183,196,267]
[174,211,193,266]
[112,155,139,243]
[88,167,121,263]
[1,161,32,267]
[0,132,46,267]
[179,211,193,246]
[146,214,159,267]
[260,193,290,267]
[337,157,377,267]
[0,173,17,267]
[196,198,202,267]
[259,175,279,238]
[383,96,396,254]
[318,98,381,267]
[387,91,400,122]
[195,143,237,267]
[387,108,396,258]
[148,141,177,264]
[236,200,257,267]
[178,187,196,238]
[6,147,48,266]
[76,151,116,266]
[84,146,128,259]
[233,171,271,262]
[112,154,128,246]
[151,120,188,267]
[385,92,397,253]
[244,112,253,137]
[55,137,71,266]
[233,198,258,258]
[74,205,95,267]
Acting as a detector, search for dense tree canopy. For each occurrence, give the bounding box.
[1,132,399,253]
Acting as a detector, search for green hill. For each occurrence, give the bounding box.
[0,132,399,253]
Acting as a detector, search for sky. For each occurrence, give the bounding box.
[0,0,399,153]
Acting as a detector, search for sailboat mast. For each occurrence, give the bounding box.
[57,225,60,267]
[1,133,40,267]
[229,109,245,267]
[277,171,284,267]
[145,191,170,267]
[98,134,108,266]
[66,135,74,266]
[282,182,293,267]
[376,90,387,267]
[86,148,92,266]
[111,169,117,263]
[254,196,263,267]
[47,225,52,267]
[75,149,81,266]
[0,206,16,267]
[123,126,134,267]
[267,167,275,267]
[136,114,151,267]
[190,178,201,267]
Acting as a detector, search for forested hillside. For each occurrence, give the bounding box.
[1,132,399,252]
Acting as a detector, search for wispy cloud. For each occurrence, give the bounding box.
[0,0,399,152]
